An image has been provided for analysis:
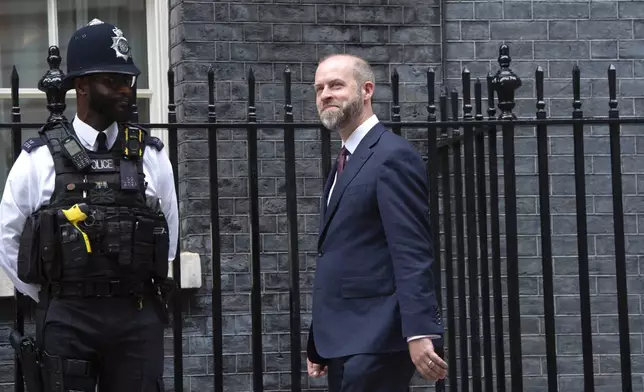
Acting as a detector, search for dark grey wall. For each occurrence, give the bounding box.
[443,2,644,391]
[168,0,442,391]
[1,0,643,391]
[167,0,644,391]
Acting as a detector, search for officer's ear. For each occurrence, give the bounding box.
[74,77,89,96]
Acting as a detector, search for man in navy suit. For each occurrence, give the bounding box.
[306,53,447,392]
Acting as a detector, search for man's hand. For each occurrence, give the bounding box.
[409,337,447,381]
[307,358,328,378]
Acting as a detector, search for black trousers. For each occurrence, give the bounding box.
[327,351,416,392]
[35,293,167,392]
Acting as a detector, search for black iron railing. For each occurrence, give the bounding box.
[1,44,636,392]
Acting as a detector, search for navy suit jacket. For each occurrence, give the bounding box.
[307,122,443,364]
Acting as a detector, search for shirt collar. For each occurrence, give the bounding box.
[72,116,119,151]
[343,114,378,154]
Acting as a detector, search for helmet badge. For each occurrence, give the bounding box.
[110,27,131,62]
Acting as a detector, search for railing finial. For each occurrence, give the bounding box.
[38,45,67,122]
[492,44,522,119]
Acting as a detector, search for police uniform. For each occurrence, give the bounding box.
[0,20,178,391]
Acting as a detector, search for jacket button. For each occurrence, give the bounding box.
[318,251,324,257]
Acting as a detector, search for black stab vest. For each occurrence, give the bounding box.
[45,125,148,209]
[18,122,170,284]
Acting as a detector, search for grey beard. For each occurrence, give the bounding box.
[320,110,343,130]
[320,97,363,131]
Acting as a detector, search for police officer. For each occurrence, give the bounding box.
[0,19,178,391]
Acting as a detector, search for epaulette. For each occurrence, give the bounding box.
[145,135,165,151]
[21,137,46,153]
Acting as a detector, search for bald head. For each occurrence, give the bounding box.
[318,54,375,93]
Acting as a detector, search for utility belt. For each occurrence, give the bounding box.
[47,279,156,298]
[17,203,170,286]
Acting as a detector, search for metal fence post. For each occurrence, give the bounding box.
[491,44,523,392]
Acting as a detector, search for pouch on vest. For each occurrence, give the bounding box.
[17,212,43,284]
[153,218,169,279]
[58,213,89,271]
[132,215,155,275]
[40,210,60,281]
[118,214,135,267]
[104,220,121,255]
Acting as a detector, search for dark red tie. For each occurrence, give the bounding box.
[336,146,349,176]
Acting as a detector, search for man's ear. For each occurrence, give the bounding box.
[362,81,375,102]
[74,77,87,96]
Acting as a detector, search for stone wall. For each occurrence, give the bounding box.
[168,0,442,391]
[168,0,644,391]
[443,1,644,391]
[1,0,643,391]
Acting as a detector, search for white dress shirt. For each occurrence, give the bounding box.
[0,116,179,302]
[327,114,379,204]
[326,114,438,343]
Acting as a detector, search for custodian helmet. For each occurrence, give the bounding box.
[62,18,141,90]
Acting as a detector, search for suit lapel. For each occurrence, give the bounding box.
[323,150,371,225]
[318,123,387,244]
[319,162,337,235]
